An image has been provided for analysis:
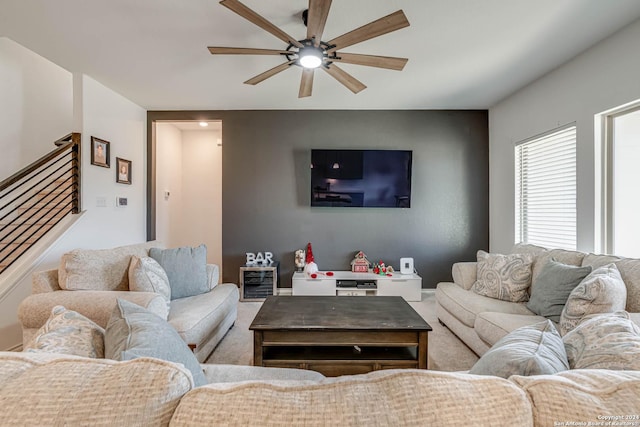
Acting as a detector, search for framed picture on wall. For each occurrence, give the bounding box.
[90,136,110,168]
[116,157,132,185]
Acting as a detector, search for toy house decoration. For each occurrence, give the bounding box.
[351,251,371,273]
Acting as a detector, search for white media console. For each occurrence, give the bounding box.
[291,271,422,302]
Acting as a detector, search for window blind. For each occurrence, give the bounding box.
[515,126,577,250]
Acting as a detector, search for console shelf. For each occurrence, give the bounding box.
[291,271,422,302]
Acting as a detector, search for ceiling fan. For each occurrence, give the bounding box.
[208,0,410,98]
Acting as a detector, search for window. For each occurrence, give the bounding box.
[515,125,577,250]
[603,106,640,257]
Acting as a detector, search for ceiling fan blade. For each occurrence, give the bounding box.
[306,0,332,46]
[208,47,292,55]
[331,53,408,71]
[220,0,303,48]
[299,68,314,98]
[322,64,366,94]
[327,10,409,53]
[244,60,295,85]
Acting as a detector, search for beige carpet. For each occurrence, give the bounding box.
[206,292,479,372]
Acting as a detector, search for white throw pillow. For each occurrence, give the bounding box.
[562,311,640,370]
[24,306,104,358]
[128,256,171,313]
[559,263,627,335]
[470,250,533,302]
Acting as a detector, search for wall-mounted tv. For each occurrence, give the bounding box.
[311,149,412,208]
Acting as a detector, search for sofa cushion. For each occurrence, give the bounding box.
[168,283,238,350]
[105,299,207,387]
[469,320,569,378]
[150,245,209,300]
[436,282,535,328]
[526,259,592,322]
[0,351,192,426]
[58,242,157,291]
[170,370,532,427]
[23,306,104,358]
[562,311,640,370]
[128,256,171,309]
[510,369,640,425]
[474,312,548,347]
[202,364,325,383]
[559,263,627,335]
[471,250,533,302]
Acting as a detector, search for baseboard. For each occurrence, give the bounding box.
[421,289,436,296]
[5,343,22,352]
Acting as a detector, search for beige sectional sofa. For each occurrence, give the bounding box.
[1,351,639,426]
[436,244,640,355]
[18,242,239,362]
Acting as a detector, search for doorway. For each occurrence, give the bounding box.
[151,120,223,270]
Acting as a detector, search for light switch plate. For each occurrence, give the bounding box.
[116,197,128,208]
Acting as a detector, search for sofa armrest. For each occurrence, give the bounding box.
[206,264,220,290]
[18,290,168,333]
[32,269,62,294]
[452,262,477,290]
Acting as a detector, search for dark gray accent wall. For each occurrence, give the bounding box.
[148,110,488,289]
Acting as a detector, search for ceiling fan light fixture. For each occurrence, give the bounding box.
[298,46,323,69]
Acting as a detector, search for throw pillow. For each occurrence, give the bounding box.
[559,263,627,335]
[104,299,207,387]
[149,245,208,300]
[128,256,171,311]
[470,250,534,302]
[24,306,104,358]
[526,259,592,322]
[562,311,640,370]
[469,320,569,378]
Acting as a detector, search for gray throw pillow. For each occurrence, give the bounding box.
[104,298,207,387]
[149,245,208,300]
[469,320,569,378]
[526,259,592,322]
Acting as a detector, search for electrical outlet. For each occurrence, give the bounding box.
[96,197,107,207]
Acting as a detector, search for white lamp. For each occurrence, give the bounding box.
[298,47,323,69]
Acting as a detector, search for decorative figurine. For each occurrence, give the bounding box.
[294,249,306,272]
[350,250,371,273]
[303,242,318,276]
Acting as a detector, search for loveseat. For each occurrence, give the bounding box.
[436,243,640,356]
[17,242,239,362]
[1,351,639,426]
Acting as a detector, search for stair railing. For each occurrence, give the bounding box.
[0,133,81,274]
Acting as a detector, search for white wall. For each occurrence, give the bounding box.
[0,37,73,176]
[489,18,640,253]
[155,123,184,247]
[155,125,223,270]
[0,74,147,350]
[181,130,222,269]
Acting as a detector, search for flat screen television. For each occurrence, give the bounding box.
[310,149,412,208]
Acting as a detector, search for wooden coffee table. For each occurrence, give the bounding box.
[249,296,432,377]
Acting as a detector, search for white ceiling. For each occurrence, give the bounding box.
[2,0,640,110]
